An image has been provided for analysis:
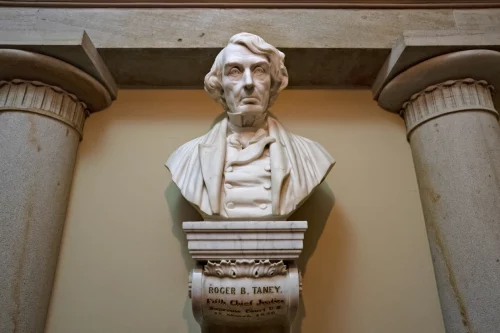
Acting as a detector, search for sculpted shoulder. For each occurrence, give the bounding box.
[166,118,227,174]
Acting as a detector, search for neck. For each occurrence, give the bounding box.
[227,112,267,133]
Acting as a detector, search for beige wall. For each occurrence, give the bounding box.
[45,89,445,333]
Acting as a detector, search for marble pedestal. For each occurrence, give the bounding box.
[183,221,307,332]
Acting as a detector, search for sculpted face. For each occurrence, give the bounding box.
[221,43,271,115]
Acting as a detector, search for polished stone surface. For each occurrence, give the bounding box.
[185,220,304,332]
[183,221,307,259]
[190,260,300,332]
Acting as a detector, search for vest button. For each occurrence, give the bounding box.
[259,204,267,210]
[226,166,233,172]
[225,183,233,189]
[264,165,271,171]
[263,183,271,190]
[226,202,235,209]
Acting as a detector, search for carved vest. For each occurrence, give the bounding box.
[221,147,272,218]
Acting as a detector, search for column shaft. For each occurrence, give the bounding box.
[0,80,87,333]
[403,79,500,333]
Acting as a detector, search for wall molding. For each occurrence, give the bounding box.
[2,0,500,8]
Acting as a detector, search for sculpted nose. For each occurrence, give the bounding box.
[243,70,254,89]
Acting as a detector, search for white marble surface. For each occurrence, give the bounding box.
[190,260,300,329]
[185,220,305,331]
[183,221,307,260]
[166,32,334,220]
[169,32,330,332]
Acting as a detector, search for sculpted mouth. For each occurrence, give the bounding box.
[241,98,259,105]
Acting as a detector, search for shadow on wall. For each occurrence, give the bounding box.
[290,183,354,333]
[55,89,430,333]
[290,183,332,333]
[165,183,202,333]
[163,179,350,333]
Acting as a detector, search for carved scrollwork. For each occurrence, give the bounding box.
[203,260,287,278]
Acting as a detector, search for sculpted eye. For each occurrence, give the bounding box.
[254,66,265,74]
[229,67,241,76]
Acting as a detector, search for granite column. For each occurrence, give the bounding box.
[377,49,500,333]
[0,49,115,333]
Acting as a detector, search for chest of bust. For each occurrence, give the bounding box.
[221,148,272,218]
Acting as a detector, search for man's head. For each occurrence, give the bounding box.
[204,33,289,115]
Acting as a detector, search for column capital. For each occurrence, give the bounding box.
[0,30,117,111]
[0,31,117,137]
[377,49,500,113]
[0,48,113,113]
[401,78,497,137]
[0,79,89,137]
[376,48,500,137]
[372,30,500,101]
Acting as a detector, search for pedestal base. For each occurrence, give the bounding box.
[183,221,307,332]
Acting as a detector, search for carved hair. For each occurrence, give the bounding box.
[204,32,289,111]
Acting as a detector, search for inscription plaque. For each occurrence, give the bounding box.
[190,260,300,327]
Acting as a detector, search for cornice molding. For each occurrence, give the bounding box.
[183,221,307,260]
[4,11,500,89]
[2,1,500,8]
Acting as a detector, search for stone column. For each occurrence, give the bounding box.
[0,49,114,333]
[377,49,500,333]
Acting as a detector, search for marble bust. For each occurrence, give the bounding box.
[166,32,335,220]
